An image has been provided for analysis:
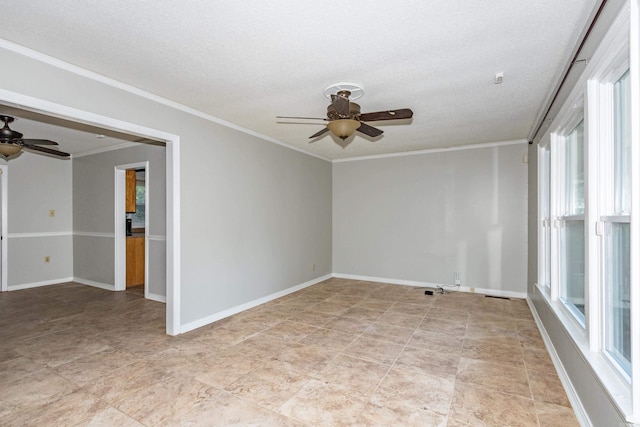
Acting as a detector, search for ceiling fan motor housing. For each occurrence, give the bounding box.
[1,115,24,141]
[327,102,361,120]
[278,85,412,143]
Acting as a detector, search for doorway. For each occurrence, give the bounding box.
[0,165,7,292]
[115,162,150,298]
[0,90,181,335]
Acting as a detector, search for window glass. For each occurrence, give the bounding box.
[132,182,145,228]
[561,219,585,319]
[614,70,631,214]
[565,121,585,215]
[605,223,631,374]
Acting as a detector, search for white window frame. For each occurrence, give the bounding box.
[554,102,588,328]
[538,143,552,291]
[589,64,631,381]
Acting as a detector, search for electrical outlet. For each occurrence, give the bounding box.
[49,210,55,217]
[44,256,50,263]
[454,272,461,285]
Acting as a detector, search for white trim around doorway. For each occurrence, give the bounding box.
[0,165,8,292]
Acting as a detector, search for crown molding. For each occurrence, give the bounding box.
[332,139,527,163]
[0,38,331,163]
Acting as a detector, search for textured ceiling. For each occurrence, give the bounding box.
[0,1,596,160]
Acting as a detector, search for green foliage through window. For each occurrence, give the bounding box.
[132,183,145,227]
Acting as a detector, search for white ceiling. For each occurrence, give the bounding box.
[0,1,596,160]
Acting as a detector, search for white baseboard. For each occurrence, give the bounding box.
[8,277,74,291]
[180,274,332,334]
[471,287,527,299]
[73,277,115,291]
[146,292,166,303]
[333,273,445,288]
[526,297,591,427]
[332,273,527,299]
[10,275,167,302]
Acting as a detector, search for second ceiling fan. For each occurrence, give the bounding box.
[0,115,70,159]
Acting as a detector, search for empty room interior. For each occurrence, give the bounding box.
[0,1,638,426]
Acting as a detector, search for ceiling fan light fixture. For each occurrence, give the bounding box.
[0,142,22,158]
[327,119,360,140]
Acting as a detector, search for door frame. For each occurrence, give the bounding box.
[0,88,181,335]
[115,162,149,295]
[0,165,7,292]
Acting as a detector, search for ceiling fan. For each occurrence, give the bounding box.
[0,115,70,159]
[278,87,413,143]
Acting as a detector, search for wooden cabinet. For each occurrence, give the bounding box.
[126,236,145,287]
[126,170,136,213]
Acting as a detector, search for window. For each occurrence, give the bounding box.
[602,69,631,375]
[604,222,630,373]
[539,146,552,290]
[131,176,146,228]
[560,120,586,322]
[613,71,631,215]
[565,121,585,216]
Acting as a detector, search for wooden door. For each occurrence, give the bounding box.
[126,236,145,287]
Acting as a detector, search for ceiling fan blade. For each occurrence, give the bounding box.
[277,121,327,125]
[356,122,384,137]
[359,108,413,121]
[21,139,59,146]
[309,127,330,139]
[23,144,70,157]
[331,94,350,117]
[276,116,326,120]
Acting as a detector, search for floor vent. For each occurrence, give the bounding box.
[485,295,511,300]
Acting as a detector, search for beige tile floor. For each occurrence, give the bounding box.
[0,278,579,426]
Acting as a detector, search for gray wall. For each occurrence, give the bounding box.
[4,152,73,287]
[182,133,331,320]
[333,142,528,295]
[181,135,332,321]
[529,294,628,426]
[0,45,333,328]
[73,143,167,296]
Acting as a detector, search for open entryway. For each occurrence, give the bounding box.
[0,165,6,292]
[114,161,157,301]
[0,90,181,335]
